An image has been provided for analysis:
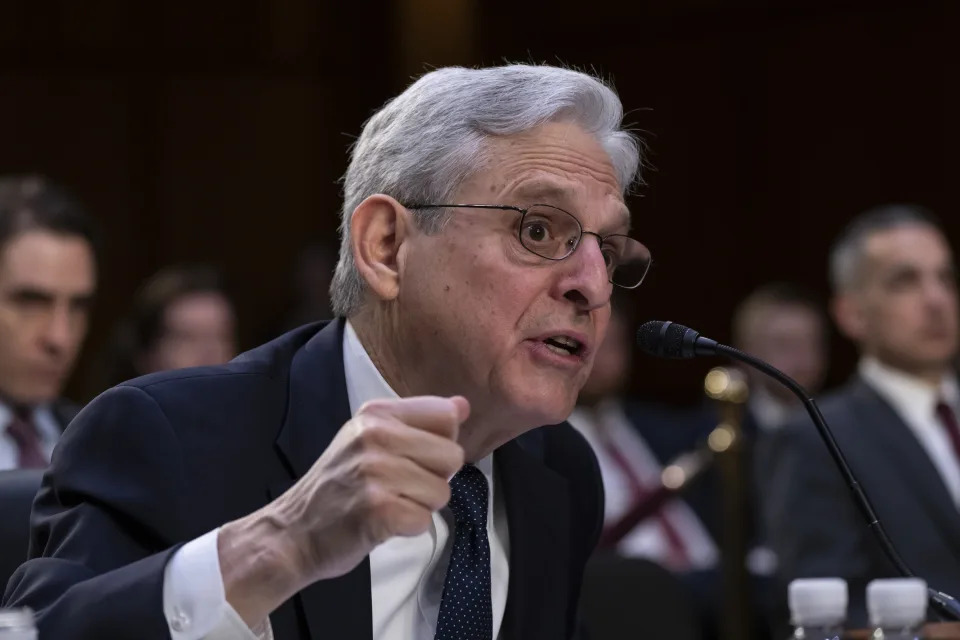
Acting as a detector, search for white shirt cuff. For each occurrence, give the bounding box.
[163,528,268,640]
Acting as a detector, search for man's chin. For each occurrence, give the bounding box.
[512,394,577,427]
[8,385,61,407]
[886,351,956,377]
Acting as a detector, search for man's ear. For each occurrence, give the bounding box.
[831,292,866,343]
[349,195,412,302]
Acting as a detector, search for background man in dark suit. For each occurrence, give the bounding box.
[568,302,719,572]
[764,204,960,625]
[731,283,829,439]
[728,283,830,635]
[568,302,725,637]
[3,64,651,640]
[0,175,98,469]
[731,283,829,572]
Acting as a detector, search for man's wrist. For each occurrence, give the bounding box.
[218,509,307,628]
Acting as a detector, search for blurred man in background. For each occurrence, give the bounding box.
[729,282,829,635]
[573,298,799,639]
[765,204,960,625]
[569,302,719,573]
[99,264,237,388]
[732,283,829,435]
[0,175,97,470]
[570,301,725,638]
[732,283,829,563]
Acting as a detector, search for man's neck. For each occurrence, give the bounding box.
[0,391,40,415]
[347,313,530,463]
[866,353,950,389]
[350,311,414,399]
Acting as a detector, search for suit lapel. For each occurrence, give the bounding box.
[497,432,572,640]
[853,380,960,554]
[271,319,373,640]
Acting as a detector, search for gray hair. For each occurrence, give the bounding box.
[829,203,940,292]
[329,64,643,317]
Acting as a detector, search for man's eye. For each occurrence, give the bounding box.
[523,222,551,243]
[10,292,51,309]
[602,247,620,269]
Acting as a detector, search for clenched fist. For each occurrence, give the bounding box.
[218,395,469,626]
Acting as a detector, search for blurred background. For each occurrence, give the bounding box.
[2,0,956,405]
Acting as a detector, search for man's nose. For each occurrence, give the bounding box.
[556,235,612,312]
[922,275,958,311]
[40,306,73,355]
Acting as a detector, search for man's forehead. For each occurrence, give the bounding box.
[0,232,96,292]
[864,225,953,268]
[485,122,623,186]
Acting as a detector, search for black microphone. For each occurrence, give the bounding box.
[636,319,960,622]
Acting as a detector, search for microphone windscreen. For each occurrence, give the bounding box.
[636,320,692,358]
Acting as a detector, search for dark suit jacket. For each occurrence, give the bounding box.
[2,319,604,639]
[50,399,80,432]
[764,377,960,626]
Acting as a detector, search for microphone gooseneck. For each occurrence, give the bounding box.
[636,320,960,622]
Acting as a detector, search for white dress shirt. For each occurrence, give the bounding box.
[859,356,960,507]
[163,321,510,639]
[747,384,795,433]
[0,401,62,470]
[567,400,718,571]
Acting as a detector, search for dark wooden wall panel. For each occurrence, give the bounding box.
[0,1,953,405]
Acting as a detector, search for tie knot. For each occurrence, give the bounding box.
[448,464,488,529]
[4,406,47,469]
[6,409,36,440]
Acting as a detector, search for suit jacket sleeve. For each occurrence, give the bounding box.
[763,418,876,623]
[2,385,193,639]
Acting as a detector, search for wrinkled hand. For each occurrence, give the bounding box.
[219,396,468,626]
[276,395,468,580]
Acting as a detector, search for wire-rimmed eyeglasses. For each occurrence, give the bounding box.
[403,203,652,289]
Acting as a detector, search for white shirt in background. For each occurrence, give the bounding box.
[567,400,718,571]
[747,384,796,433]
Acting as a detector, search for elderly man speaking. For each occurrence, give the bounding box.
[3,64,651,640]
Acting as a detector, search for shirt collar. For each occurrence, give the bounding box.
[341,320,493,481]
[748,383,795,432]
[0,401,13,430]
[858,355,960,424]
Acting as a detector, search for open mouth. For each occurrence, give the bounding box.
[541,335,584,357]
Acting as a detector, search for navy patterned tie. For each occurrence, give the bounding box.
[435,464,492,640]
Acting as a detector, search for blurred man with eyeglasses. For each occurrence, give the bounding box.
[0,175,98,471]
[5,65,651,640]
